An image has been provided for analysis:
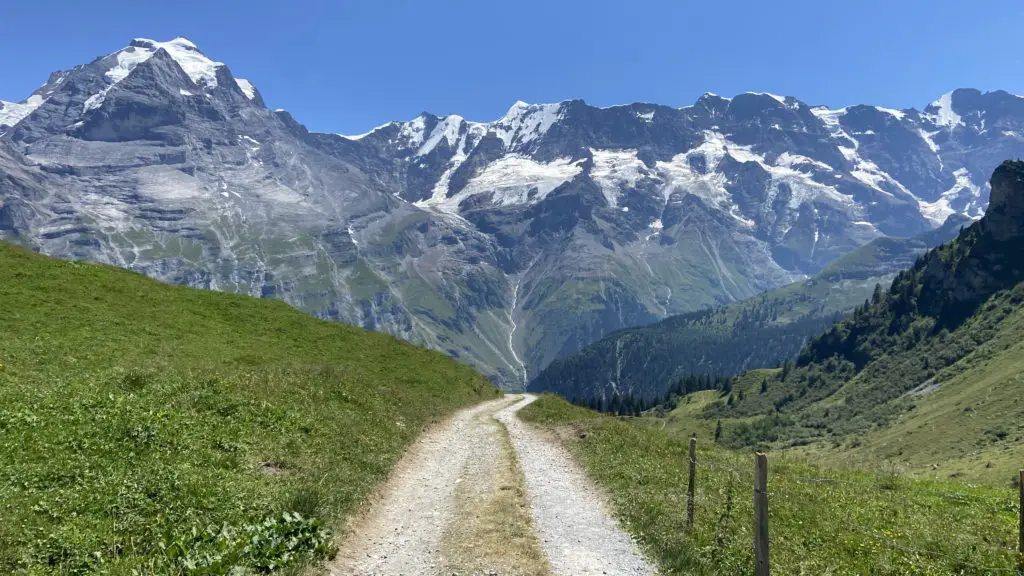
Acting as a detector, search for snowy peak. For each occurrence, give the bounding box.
[491,101,564,150]
[80,37,259,111]
[338,101,566,153]
[745,92,789,106]
[124,37,223,87]
[130,37,198,50]
[925,90,963,129]
[417,114,471,157]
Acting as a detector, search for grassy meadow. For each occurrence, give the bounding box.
[521,394,1021,575]
[0,242,498,574]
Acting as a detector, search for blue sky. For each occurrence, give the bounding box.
[2,0,1022,134]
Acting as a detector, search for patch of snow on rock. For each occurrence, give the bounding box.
[399,116,427,149]
[136,38,224,87]
[775,152,833,172]
[750,92,787,105]
[812,106,909,198]
[589,149,650,208]
[918,167,983,224]
[105,44,157,84]
[694,132,853,215]
[422,123,487,204]
[655,133,748,225]
[418,155,584,212]
[916,127,944,170]
[930,91,963,130]
[636,110,655,123]
[810,106,847,130]
[0,94,45,127]
[491,101,564,150]
[340,121,396,141]
[875,106,906,120]
[235,78,256,100]
[417,115,465,157]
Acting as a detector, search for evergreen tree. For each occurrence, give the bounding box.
[714,419,723,442]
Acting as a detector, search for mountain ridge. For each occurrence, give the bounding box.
[3,37,1024,388]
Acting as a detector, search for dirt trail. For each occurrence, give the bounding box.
[329,396,517,575]
[330,394,657,576]
[496,395,657,575]
[439,405,551,576]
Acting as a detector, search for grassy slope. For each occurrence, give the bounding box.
[660,286,1024,484]
[794,294,1024,485]
[521,395,1019,575]
[0,242,498,574]
[677,163,1024,484]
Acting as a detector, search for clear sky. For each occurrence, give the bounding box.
[2,0,1023,134]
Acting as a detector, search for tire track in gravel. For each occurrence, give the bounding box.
[328,396,518,576]
[495,394,658,576]
[330,394,657,575]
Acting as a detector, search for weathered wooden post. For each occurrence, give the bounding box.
[686,435,697,528]
[754,452,769,576]
[1019,469,1023,560]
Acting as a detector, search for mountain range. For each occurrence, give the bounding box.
[3,37,1024,387]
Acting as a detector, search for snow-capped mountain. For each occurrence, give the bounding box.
[2,38,1022,388]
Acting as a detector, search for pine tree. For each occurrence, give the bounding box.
[714,419,723,442]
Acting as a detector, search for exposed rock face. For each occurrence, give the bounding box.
[906,161,1024,324]
[985,161,1024,241]
[3,39,1024,388]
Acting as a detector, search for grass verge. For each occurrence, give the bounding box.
[520,394,1020,575]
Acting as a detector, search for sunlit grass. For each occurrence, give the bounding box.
[521,394,1019,575]
[0,242,498,573]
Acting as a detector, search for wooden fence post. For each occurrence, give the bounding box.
[1019,469,1023,559]
[686,435,697,528]
[754,452,769,576]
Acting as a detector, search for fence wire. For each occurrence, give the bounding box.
[844,518,1021,573]
[681,448,1022,573]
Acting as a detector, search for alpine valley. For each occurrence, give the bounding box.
[3,37,1024,388]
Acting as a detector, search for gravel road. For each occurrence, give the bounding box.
[330,393,657,576]
[496,395,658,576]
[329,396,517,576]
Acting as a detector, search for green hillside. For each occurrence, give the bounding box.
[0,242,498,574]
[688,160,1024,482]
[530,215,968,403]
